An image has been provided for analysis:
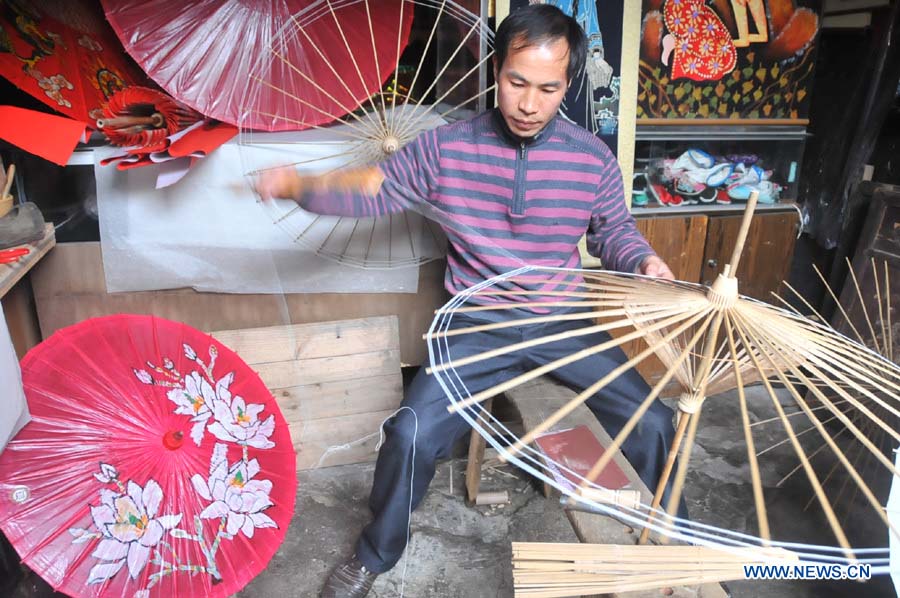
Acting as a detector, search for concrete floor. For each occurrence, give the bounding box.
[9,385,898,597]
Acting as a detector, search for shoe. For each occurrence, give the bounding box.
[0,202,45,250]
[672,148,715,170]
[321,555,379,598]
[632,173,649,206]
[647,182,682,206]
[698,186,718,204]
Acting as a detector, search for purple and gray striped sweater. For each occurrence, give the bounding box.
[301,109,656,299]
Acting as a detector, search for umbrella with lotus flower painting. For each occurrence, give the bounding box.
[0,314,297,598]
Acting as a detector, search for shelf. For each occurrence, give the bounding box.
[635,124,808,141]
[0,223,55,299]
[632,202,801,218]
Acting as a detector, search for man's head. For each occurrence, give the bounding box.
[493,4,587,138]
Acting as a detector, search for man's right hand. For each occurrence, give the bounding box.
[254,166,306,201]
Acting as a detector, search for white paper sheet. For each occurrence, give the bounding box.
[95,144,428,294]
[0,301,30,453]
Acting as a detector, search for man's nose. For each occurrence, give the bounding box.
[518,89,538,115]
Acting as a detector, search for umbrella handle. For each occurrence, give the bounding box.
[723,190,759,278]
[96,113,165,130]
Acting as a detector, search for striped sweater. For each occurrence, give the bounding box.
[301,109,656,299]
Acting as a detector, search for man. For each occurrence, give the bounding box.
[257,5,677,597]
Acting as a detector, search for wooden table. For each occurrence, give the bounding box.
[0,223,56,300]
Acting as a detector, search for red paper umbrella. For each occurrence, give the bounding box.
[0,315,297,598]
[0,1,147,123]
[97,86,202,147]
[101,0,415,131]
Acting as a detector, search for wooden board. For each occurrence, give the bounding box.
[0,223,55,299]
[211,316,403,470]
[505,376,728,598]
[29,242,448,366]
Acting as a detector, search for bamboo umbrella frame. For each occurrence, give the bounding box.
[425,193,900,573]
[238,0,495,269]
[758,257,899,518]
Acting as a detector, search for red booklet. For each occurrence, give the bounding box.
[533,425,631,492]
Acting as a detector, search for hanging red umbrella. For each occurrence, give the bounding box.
[0,1,147,123]
[0,315,297,598]
[97,86,202,147]
[101,0,415,131]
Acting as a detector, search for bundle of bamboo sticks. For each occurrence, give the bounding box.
[511,542,798,598]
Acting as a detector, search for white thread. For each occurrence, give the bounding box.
[313,406,418,598]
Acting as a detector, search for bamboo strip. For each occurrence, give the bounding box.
[730,310,853,557]
[498,308,715,449]
[427,305,687,375]
[448,307,711,413]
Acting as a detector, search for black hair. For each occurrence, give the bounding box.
[494,3,587,83]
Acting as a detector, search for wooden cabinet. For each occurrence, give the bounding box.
[701,211,800,301]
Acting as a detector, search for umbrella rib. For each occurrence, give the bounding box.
[750,399,851,427]
[629,314,719,543]
[265,45,383,139]
[396,14,483,136]
[872,256,888,360]
[660,407,703,541]
[363,0,391,133]
[448,306,711,414]
[395,49,496,139]
[448,298,647,314]
[287,7,391,138]
[250,145,367,172]
[500,306,714,457]
[432,306,627,338]
[324,0,389,138]
[885,261,893,362]
[755,413,840,457]
[657,310,732,537]
[811,265,868,347]
[250,108,370,141]
[387,0,407,134]
[428,305,688,375]
[729,309,854,556]
[845,257,883,355]
[755,310,900,399]
[742,309,900,461]
[774,426,852,488]
[432,84,498,123]
[397,0,446,136]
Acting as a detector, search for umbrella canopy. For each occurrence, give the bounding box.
[0,315,297,598]
[101,0,414,131]
[426,197,900,578]
[0,0,146,123]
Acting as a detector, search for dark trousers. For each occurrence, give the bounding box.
[355,311,681,573]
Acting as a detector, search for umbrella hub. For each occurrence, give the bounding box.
[707,273,738,309]
[678,391,705,414]
[382,135,401,155]
[162,429,185,450]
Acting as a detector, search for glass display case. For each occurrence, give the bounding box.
[632,124,807,211]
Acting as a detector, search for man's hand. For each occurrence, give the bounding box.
[254,166,306,201]
[639,255,675,280]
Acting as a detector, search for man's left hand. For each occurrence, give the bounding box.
[639,255,675,280]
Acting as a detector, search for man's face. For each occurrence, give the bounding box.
[494,36,570,138]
